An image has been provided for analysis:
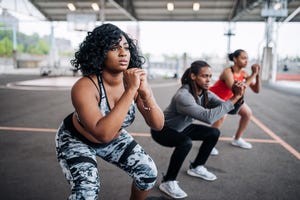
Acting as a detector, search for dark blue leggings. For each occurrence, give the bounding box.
[151,124,220,181]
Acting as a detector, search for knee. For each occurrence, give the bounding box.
[239,104,252,119]
[174,138,193,155]
[181,137,193,149]
[134,159,158,191]
[210,128,220,141]
[241,108,252,120]
[247,109,253,118]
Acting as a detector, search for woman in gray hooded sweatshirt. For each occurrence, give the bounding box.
[151,60,245,199]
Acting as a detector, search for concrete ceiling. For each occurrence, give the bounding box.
[28,0,300,22]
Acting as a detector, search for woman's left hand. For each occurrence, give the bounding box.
[138,70,151,100]
[251,64,260,76]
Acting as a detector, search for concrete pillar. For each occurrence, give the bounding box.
[261,47,273,81]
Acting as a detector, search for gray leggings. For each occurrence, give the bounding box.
[55,114,157,200]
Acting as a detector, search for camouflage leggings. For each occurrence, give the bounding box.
[55,115,157,200]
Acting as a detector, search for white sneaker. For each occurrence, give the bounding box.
[231,138,252,149]
[210,147,219,156]
[187,165,217,181]
[159,180,188,199]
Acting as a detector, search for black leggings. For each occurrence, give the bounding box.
[151,124,220,181]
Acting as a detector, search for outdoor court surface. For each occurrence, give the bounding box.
[0,74,299,200]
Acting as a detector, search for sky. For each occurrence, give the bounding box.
[1,0,300,59]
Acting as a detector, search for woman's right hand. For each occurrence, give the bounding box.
[123,68,145,92]
[251,64,260,76]
[232,81,246,97]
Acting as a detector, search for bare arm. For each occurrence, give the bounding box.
[221,67,235,89]
[176,82,245,124]
[229,80,246,103]
[221,65,260,93]
[247,64,261,93]
[72,69,141,143]
[136,71,164,131]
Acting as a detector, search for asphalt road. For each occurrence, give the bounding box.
[0,74,299,200]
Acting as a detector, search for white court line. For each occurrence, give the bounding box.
[4,77,179,90]
[0,120,298,160]
[1,78,299,159]
[251,116,300,160]
[5,77,79,91]
[0,125,277,144]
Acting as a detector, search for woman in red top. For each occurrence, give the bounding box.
[209,49,261,152]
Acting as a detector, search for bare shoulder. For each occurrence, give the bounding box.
[72,77,89,92]
[242,69,249,77]
[71,76,99,101]
[224,67,232,73]
[220,67,232,80]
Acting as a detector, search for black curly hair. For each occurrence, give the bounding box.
[71,23,145,76]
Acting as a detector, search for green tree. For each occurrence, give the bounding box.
[0,36,13,56]
[17,44,24,53]
[0,27,50,56]
[27,39,49,55]
[0,25,13,41]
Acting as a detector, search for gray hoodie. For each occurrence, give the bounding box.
[164,84,234,132]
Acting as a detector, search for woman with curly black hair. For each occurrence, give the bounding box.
[55,23,164,200]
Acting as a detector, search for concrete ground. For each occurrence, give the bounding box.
[0,73,299,200]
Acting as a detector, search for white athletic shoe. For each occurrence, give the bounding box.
[187,165,217,181]
[231,138,252,149]
[159,180,188,199]
[210,147,219,156]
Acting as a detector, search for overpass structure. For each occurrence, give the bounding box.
[13,1,300,80]
[27,0,300,22]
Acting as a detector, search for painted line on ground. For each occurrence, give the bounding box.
[251,116,300,160]
[1,120,298,160]
[218,137,278,143]
[0,126,57,132]
[0,126,280,144]
[3,77,179,91]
